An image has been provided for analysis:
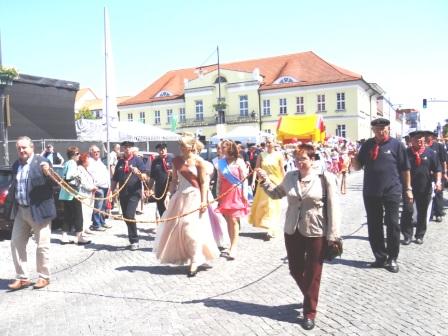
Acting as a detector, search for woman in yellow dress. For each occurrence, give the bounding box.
[249,139,285,240]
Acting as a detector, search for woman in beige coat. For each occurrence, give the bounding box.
[256,143,340,331]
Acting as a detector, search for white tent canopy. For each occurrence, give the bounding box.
[210,125,274,145]
[75,119,181,142]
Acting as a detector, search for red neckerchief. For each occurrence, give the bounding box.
[249,151,254,161]
[161,155,169,173]
[370,135,389,160]
[411,146,425,166]
[124,155,134,173]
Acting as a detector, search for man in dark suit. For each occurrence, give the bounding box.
[351,118,411,273]
[8,136,56,290]
[147,143,173,217]
[400,130,441,245]
[111,141,148,251]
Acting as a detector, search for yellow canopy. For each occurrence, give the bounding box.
[276,115,326,143]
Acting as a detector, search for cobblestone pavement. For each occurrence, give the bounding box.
[1,171,448,335]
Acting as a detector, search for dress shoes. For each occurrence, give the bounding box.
[33,278,50,289]
[369,259,386,268]
[301,318,315,330]
[187,268,198,277]
[384,259,399,273]
[402,237,412,245]
[415,238,424,245]
[8,279,32,291]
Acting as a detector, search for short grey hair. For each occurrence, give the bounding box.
[16,136,34,148]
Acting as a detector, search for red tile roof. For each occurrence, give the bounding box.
[120,51,362,106]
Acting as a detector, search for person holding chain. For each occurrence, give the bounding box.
[146,142,173,217]
[255,143,340,330]
[110,141,148,251]
[154,134,219,277]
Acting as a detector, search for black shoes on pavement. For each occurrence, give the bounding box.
[384,259,399,273]
[415,238,424,244]
[301,318,315,330]
[369,259,387,268]
[369,258,399,273]
[402,237,412,245]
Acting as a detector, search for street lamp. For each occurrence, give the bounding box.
[0,68,17,166]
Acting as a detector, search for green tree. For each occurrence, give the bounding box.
[75,106,95,120]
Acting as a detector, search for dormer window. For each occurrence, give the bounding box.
[214,76,227,84]
[156,90,172,97]
[274,76,298,84]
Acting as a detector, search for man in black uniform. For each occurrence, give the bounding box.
[111,141,148,250]
[400,131,441,245]
[351,118,411,273]
[147,143,173,217]
[425,131,447,222]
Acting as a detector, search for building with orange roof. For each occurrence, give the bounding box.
[75,88,130,119]
[119,51,397,141]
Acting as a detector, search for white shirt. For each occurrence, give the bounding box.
[87,157,110,188]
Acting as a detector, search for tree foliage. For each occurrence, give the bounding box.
[75,106,95,120]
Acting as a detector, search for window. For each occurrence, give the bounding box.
[274,76,298,84]
[336,124,346,138]
[166,109,173,124]
[337,92,346,111]
[279,98,287,115]
[154,110,160,125]
[195,100,204,121]
[127,113,133,122]
[239,95,249,117]
[214,76,227,84]
[317,94,326,112]
[179,107,186,122]
[156,90,171,97]
[296,96,304,114]
[263,99,271,116]
[139,111,145,124]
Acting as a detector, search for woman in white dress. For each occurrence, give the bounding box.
[154,134,219,277]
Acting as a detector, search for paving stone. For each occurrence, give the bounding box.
[1,171,448,335]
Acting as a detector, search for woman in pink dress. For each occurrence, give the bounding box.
[217,140,249,260]
[154,134,219,277]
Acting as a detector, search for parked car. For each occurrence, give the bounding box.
[0,165,65,239]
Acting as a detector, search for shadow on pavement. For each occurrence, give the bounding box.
[341,235,369,241]
[115,233,155,242]
[238,232,267,240]
[0,278,12,290]
[327,258,371,268]
[115,265,187,275]
[83,243,128,252]
[197,299,301,323]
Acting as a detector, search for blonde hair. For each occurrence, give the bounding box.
[194,140,205,153]
[179,132,196,150]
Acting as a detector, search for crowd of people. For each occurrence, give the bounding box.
[6,118,448,330]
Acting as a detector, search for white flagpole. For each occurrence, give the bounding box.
[104,7,111,166]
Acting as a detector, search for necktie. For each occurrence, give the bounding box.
[411,146,425,166]
[370,136,389,160]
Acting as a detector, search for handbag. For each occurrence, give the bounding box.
[320,173,343,261]
[324,238,343,261]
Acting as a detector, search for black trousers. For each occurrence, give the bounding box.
[63,199,83,233]
[119,193,140,244]
[363,194,401,261]
[431,189,444,217]
[401,191,432,239]
[156,196,166,217]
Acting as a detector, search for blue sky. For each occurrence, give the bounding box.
[2,0,448,127]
